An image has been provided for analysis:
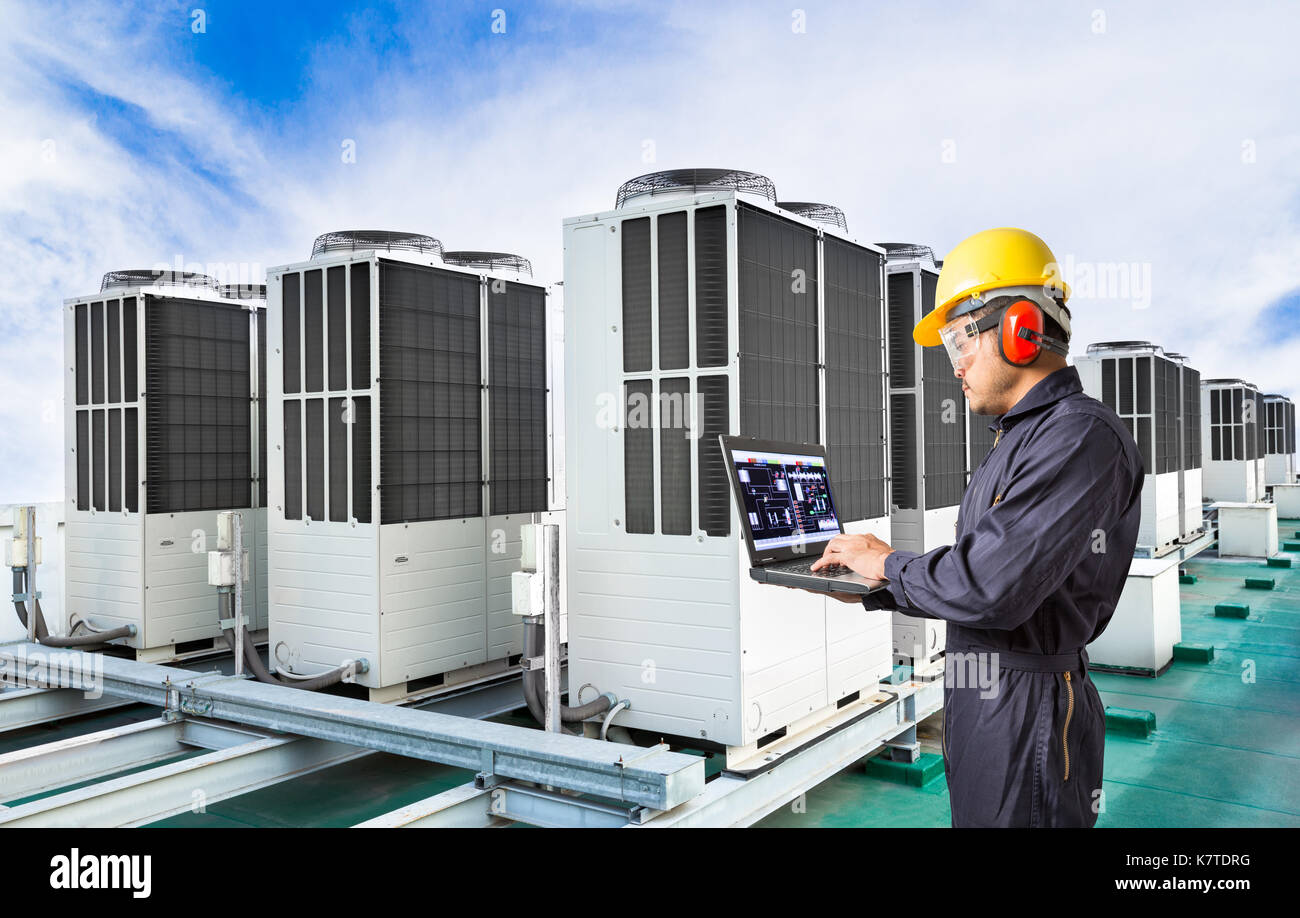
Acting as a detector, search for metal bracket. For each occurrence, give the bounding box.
[883,739,920,764]
[161,677,184,723]
[518,655,545,672]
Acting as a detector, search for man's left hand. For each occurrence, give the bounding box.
[810,533,895,581]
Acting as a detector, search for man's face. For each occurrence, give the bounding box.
[942,309,1017,416]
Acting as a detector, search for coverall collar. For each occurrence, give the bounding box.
[992,364,1083,431]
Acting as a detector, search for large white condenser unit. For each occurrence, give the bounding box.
[266,232,561,701]
[1262,393,1296,487]
[1075,341,1204,554]
[63,270,267,661]
[563,169,893,757]
[1200,378,1265,503]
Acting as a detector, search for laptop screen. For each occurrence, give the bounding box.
[726,446,842,554]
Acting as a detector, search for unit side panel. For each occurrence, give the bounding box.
[142,509,254,647]
[64,514,143,634]
[379,519,487,682]
[268,524,380,683]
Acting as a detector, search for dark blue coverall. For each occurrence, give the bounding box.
[864,365,1144,827]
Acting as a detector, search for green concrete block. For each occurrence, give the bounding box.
[1244,577,1275,590]
[1179,573,1198,584]
[1215,602,1250,618]
[865,752,945,787]
[1266,557,1292,569]
[1283,541,1300,551]
[1105,707,1157,737]
[1173,642,1215,663]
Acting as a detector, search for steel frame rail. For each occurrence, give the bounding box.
[0,641,704,812]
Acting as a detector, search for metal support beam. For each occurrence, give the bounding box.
[0,686,130,735]
[0,721,365,827]
[0,718,185,802]
[0,642,704,811]
[367,679,945,828]
[353,784,502,828]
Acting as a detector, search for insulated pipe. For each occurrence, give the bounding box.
[521,620,611,726]
[12,570,133,647]
[601,700,630,742]
[217,593,357,691]
[221,629,356,692]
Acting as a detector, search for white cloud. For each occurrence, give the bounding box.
[2,0,1298,502]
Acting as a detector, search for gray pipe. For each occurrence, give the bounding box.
[220,593,353,692]
[521,620,610,727]
[12,570,132,648]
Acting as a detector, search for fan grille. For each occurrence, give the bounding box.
[616,168,776,208]
[878,243,936,264]
[777,201,848,232]
[100,270,219,293]
[220,283,267,300]
[441,251,533,276]
[311,230,443,258]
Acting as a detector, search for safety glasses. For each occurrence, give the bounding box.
[939,311,999,371]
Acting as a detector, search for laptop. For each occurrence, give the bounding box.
[719,435,888,596]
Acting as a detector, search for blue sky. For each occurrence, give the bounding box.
[2,0,1299,502]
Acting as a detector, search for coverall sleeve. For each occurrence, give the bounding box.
[869,411,1135,630]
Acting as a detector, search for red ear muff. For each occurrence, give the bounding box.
[999,299,1044,366]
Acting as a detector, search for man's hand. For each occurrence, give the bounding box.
[810,533,895,581]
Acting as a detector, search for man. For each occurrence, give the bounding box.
[811,227,1144,828]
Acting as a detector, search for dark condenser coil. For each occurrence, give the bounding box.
[890,393,917,510]
[1182,367,1201,469]
[487,281,548,515]
[443,251,533,277]
[101,270,219,293]
[777,202,848,232]
[886,272,915,387]
[823,235,886,522]
[737,203,819,446]
[144,298,254,513]
[1251,390,1265,461]
[311,230,443,258]
[922,344,965,508]
[377,262,482,524]
[616,168,777,208]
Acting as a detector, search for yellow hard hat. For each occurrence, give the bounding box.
[914,227,1071,347]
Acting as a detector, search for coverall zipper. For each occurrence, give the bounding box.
[1062,671,1074,781]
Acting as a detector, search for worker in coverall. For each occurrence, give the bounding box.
[811,227,1144,828]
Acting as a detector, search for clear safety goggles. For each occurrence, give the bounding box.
[939,311,999,371]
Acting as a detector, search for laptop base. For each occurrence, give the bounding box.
[750,566,887,595]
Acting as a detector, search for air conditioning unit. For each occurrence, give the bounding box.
[1199,378,1265,503]
[881,246,957,675]
[1075,342,1205,555]
[562,169,893,758]
[265,231,561,702]
[63,270,267,662]
[1262,393,1296,487]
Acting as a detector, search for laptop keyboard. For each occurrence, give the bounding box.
[777,558,849,575]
